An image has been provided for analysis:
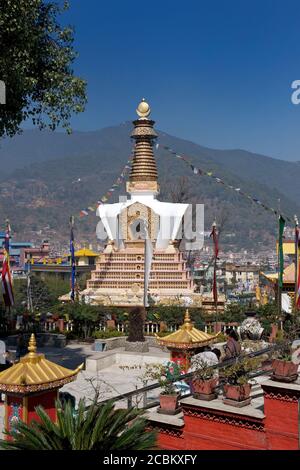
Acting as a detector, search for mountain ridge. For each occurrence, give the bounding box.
[0,124,298,250]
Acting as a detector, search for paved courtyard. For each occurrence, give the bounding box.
[37,342,171,405]
[56,343,169,407]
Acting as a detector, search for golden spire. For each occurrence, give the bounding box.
[184,309,192,330]
[28,333,36,357]
[27,333,37,359]
[127,99,159,194]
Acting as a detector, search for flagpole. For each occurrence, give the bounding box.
[210,221,218,326]
[277,200,285,323]
[144,236,147,309]
[214,255,218,319]
[294,215,299,312]
[277,214,281,321]
[2,219,14,325]
[69,216,76,302]
[26,254,33,313]
[143,221,153,309]
[7,220,12,327]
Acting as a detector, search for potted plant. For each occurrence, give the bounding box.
[272,339,298,383]
[143,362,183,414]
[222,357,258,407]
[190,357,218,400]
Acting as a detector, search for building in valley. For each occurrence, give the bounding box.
[223,262,260,293]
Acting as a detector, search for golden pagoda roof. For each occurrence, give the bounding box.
[74,248,98,257]
[155,309,220,350]
[0,334,83,394]
[261,262,295,284]
[63,248,99,258]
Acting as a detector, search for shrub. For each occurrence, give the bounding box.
[223,357,259,385]
[155,331,172,338]
[63,330,78,341]
[275,329,284,341]
[92,329,125,339]
[143,362,184,395]
[191,358,216,381]
[260,319,272,337]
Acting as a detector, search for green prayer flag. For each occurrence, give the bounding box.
[278,215,285,288]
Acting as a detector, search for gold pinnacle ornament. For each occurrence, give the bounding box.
[127,99,159,194]
[136,98,151,118]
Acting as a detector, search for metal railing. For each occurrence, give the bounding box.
[88,343,282,411]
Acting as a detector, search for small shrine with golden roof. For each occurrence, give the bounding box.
[70,247,99,266]
[261,262,296,310]
[0,334,82,437]
[82,100,202,308]
[156,309,220,369]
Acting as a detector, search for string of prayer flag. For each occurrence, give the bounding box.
[157,143,293,224]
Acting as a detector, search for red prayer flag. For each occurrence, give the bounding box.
[210,223,219,306]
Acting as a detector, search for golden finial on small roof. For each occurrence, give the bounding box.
[183,309,193,330]
[184,309,191,322]
[27,333,37,358]
[136,98,151,118]
[155,308,220,349]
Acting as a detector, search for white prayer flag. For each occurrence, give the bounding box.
[144,223,153,307]
[281,293,292,313]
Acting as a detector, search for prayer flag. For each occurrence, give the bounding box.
[1,222,14,307]
[278,215,285,289]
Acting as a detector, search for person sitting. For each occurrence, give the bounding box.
[188,346,221,394]
[211,348,221,362]
[190,346,220,370]
[223,327,241,360]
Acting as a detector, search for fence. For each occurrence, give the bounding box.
[38,320,241,335]
[5,317,268,339]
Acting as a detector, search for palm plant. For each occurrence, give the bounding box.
[0,398,156,450]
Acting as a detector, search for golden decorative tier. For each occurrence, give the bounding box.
[0,334,83,394]
[128,99,158,191]
[155,309,220,349]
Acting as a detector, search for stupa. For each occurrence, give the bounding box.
[82,100,202,307]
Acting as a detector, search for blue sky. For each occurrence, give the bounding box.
[61,0,300,161]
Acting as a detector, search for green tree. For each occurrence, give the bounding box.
[0,0,86,137]
[55,302,106,339]
[127,307,145,342]
[43,275,70,302]
[147,306,205,327]
[16,275,53,312]
[0,398,156,450]
[220,303,246,322]
[256,302,277,322]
